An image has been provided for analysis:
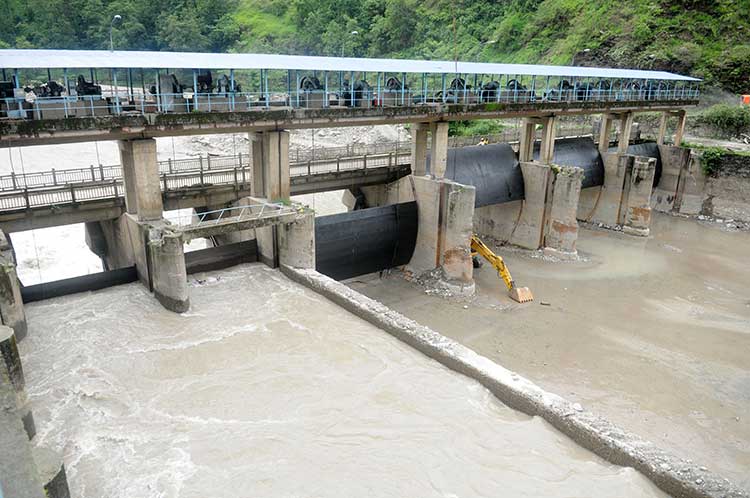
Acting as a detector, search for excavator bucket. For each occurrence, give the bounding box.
[508,285,534,304]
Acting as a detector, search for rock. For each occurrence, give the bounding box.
[572,403,583,412]
[540,301,551,306]
[462,305,468,309]
[695,478,704,485]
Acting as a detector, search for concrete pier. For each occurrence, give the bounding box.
[119,138,163,221]
[0,231,27,339]
[148,227,189,313]
[509,162,551,250]
[544,166,584,258]
[622,157,656,236]
[277,211,315,269]
[250,131,291,201]
[408,176,475,294]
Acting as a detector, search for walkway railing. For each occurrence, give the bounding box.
[165,201,301,230]
[2,85,699,121]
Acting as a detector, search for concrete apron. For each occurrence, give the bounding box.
[281,266,748,498]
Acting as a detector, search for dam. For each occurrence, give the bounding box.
[2,49,749,498]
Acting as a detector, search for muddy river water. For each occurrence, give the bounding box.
[20,264,665,497]
[352,213,750,491]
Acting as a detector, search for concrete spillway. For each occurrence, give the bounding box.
[19,264,667,498]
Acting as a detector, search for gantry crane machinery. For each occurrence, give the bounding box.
[470,235,534,303]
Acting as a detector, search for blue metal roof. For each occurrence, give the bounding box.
[0,49,701,82]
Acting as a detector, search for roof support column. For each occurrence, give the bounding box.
[252,130,290,201]
[539,116,557,165]
[656,112,668,145]
[618,112,634,154]
[429,122,449,178]
[673,110,687,146]
[598,113,616,154]
[118,138,163,221]
[411,123,429,176]
[519,118,538,163]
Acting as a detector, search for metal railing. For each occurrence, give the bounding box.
[166,201,301,230]
[1,84,700,120]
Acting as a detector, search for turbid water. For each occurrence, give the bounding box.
[20,264,665,497]
[351,213,750,491]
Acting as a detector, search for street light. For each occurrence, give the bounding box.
[110,15,122,52]
[571,48,591,66]
[341,30,359,58]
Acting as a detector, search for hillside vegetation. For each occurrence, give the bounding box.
[1,0,748,92]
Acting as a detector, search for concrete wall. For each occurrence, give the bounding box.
[544,166,584,257]
[119,138,163,221]
[0,326,70,498]
[0,231,27,340]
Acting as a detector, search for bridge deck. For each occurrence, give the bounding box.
[0,99,696,148]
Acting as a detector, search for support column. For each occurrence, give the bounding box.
[618,112,634,154]
[673,110,687,146]
[278,211,315,269]
[622,157,656,236]
[544,167,584,258]
[249,132,263,197]
[118,138,163,221]
[255,131,290,201]
[656,112,668,145]
[538,116,557,165]
[410,123,429,176]
[429,122,449,178]
[510,162,552,250]
[598,114,615,154]
[518,118,537,162]
[148,229,189,313]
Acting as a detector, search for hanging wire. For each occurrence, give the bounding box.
[94,141,102,166]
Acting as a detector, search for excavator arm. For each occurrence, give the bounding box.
[470,235,534,303]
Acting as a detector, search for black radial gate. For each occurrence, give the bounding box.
[315,202,418,281]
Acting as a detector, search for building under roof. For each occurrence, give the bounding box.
[0,49,700,82]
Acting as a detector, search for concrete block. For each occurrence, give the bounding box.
[623,157,656,237]
[0,325,24,393]
[545,166,583,255]
[277,210,315,269]
[678,151,709,216]
[510,162,551,250]
[473,201,524,243]
[148,228,189,313]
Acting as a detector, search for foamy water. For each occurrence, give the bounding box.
[20,264,665,498]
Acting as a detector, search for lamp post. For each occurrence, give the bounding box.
[341,30,359,58]
[571,48,590,66]
[110,15,122,52]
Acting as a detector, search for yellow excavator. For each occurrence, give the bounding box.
[470,234,534,303]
